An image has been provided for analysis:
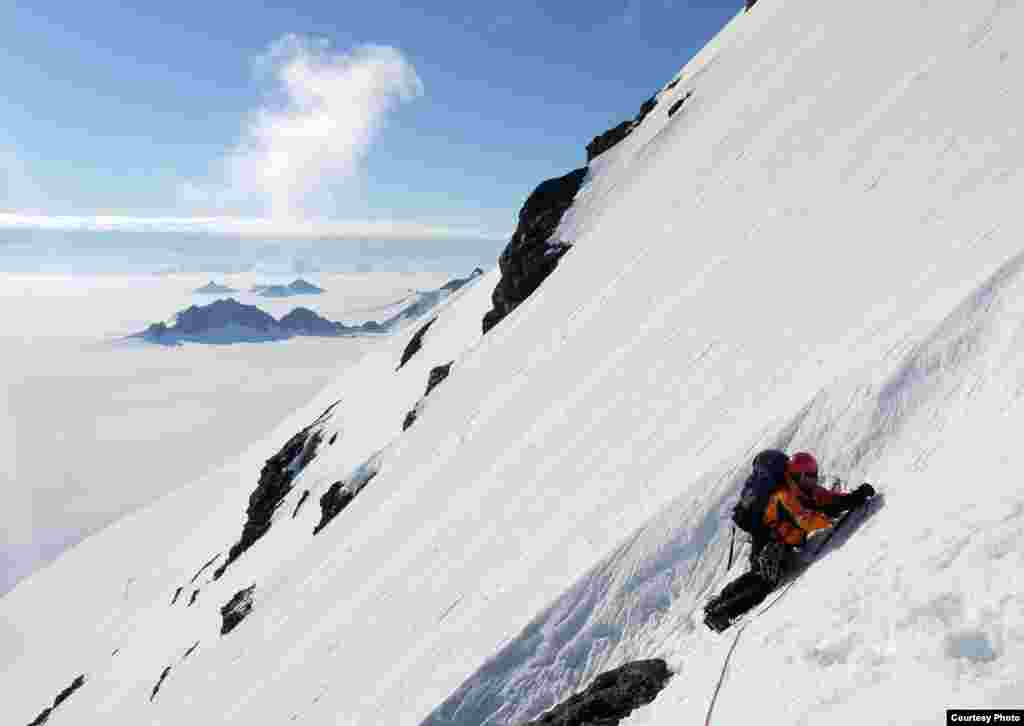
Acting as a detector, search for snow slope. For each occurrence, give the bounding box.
[4,0,1024,724]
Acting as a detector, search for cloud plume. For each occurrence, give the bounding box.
[185,35,424,219]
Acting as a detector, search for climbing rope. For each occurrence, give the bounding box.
[702,494,878,725]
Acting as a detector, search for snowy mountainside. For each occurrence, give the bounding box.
[5,0,1024,724]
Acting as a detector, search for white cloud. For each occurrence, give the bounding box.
[185,35,424,219]
[0,213,504,241]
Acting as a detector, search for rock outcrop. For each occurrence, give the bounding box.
[214,402,338,579]
[522,660,672,726]
[190,553,221,583]
[585,95,658,162]
[667,90,693,118]
[398,317,437,370]
[403,362,454,430]
[482,169,585,334]
[26,674,86,726]
[312,454,382,535]
[313,482,354,535]
[214,428,321,578]
[220,585,255,635]
[150,666,171,702]
[425,362,453,396]
[292,489,310,518]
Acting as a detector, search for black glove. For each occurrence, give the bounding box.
[846,482,875,508]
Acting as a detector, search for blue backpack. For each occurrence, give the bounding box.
[732,450,789,537]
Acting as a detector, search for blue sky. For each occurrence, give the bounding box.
[0,0,739,269]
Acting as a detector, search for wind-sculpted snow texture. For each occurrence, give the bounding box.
[6,2,1024,725]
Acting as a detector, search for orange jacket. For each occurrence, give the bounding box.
[762,477,837,546]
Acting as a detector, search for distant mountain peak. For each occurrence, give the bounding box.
[194,281,238,294]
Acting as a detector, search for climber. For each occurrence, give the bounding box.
[703,451,875,632]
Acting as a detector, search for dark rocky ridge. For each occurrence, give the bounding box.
[482,169,585,334]
[585,94,658,162]
[522,659,672,726]
[213,402,339,579]
[213,428,321,578]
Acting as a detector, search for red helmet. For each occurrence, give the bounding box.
[788,451,818,477]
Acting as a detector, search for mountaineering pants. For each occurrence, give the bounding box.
[705,541,797,623]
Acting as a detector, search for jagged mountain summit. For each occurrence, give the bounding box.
[134,298,343,344]
[6,1,1024,725]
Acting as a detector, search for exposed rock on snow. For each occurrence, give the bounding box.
[150,666,171,702]
[214,428,322,579]
[190,553,221,583]
[586,121,633,163]
[26,674,86,726]
[220,585,256,635]
[522,660,672,726]
[667,90,693,118]
[313,482,354,536]
[483,169,585,334]
[398,317,437,370]
[425,362,454,397]
[404,362,455,430]
[214,402,339,579]
[170,586,182,605]
[313,455,382,536]
[292,489,311,518]
[585,95,658,162]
